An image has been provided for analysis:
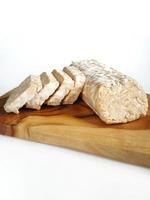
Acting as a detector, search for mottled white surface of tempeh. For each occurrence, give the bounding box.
[46,69,74,106]
[72,59,148,124]
[63,66,86,104]
[26,72,59,110]
[4,75,42,114]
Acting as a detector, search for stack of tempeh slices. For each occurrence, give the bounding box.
[4,60,148,124]
[4,66,86,114]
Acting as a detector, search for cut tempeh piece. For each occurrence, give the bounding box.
[26,72,59,110]
[46,69,74,106]
[72,59,148,124]
[4,75,42,114]
[63,66,86,104]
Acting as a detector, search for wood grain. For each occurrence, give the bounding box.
[0,95,150,167]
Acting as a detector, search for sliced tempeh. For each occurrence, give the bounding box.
[4,75,42,114]
[63,66,86,104]
[72,59,148,124]
[46,69,74,106]
[26,72,59,110]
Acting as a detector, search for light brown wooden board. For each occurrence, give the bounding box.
[0,95,150,167]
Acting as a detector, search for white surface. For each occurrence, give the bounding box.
[0,135,150,200]
[0,0,150,199]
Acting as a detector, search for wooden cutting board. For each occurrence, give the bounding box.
[0,94,150,167]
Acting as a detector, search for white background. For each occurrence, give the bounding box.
[0,0,150,200]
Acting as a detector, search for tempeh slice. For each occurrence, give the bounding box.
[46,69,74,106]
[4,75,42,114]
[26,72,59,110]
[63,66,86,104]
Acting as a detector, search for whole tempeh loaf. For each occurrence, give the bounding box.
[71,59,148,124]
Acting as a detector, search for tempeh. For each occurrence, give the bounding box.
[63,66,86,104]
[72,59,148,124]
[46,69,74,106]
[26,72,59,110]
[4,75,42,114]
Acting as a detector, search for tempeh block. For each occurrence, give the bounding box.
[72,59,148,124]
